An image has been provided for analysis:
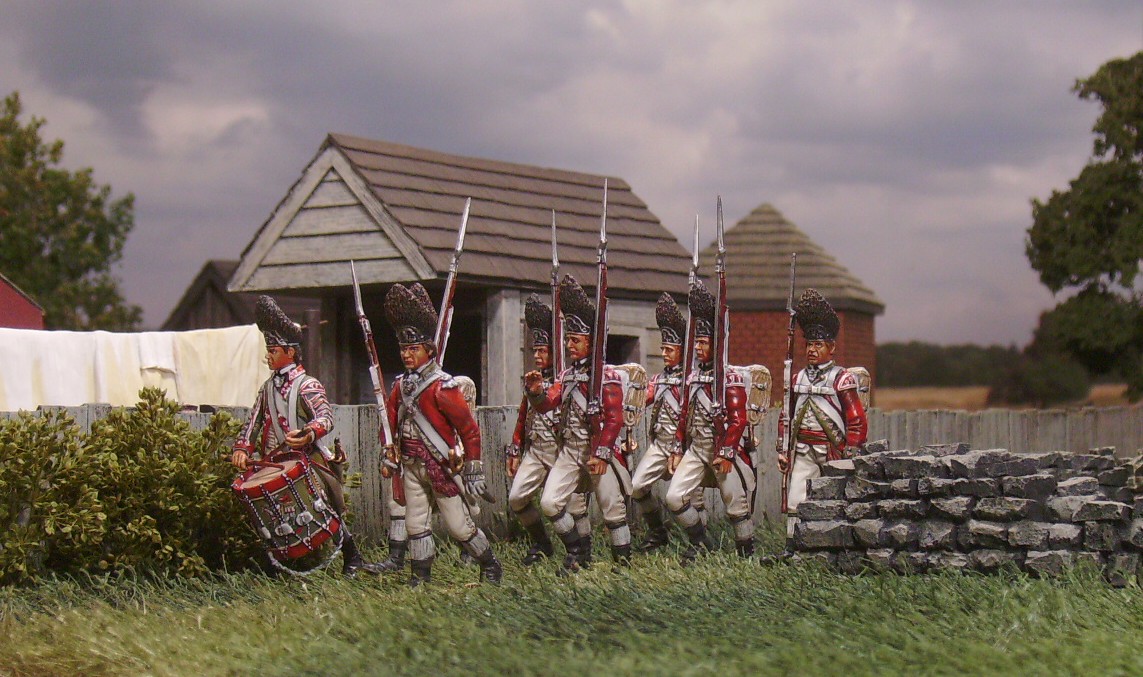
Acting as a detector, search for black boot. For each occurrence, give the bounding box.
[735,539,755,558]
[635,509,670,553]
[341,535,380,577]
[521,522,554,566]
[611,543,632,568]
[577,534,593,569]
[408,560,432,587]
[760,538,796,565]
[557,532,583,576]
[375,539,407,573]
[477,549,503,584]
[680,523,713,567]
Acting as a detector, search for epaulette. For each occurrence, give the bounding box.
[440,373,460,388]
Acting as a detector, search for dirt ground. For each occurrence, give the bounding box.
[874,383,1130,411]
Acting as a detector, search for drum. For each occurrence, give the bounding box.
[231,452,342,561]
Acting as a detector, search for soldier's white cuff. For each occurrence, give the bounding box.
[593,446,613,461]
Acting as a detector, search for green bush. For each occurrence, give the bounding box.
[0,388,263,584]
[986,352,1091,408]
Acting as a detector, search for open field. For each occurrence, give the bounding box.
[2,532,1142,677]
[876,384,1130,411]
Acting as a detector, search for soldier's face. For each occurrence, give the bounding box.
[400,344,433,370]
[533,346,551,370]
[695,337,712,364]
[566,334,591,362]
[266,345,294,371]
[805,340,834,366]
[661,344,682,368]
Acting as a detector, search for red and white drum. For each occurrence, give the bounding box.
[232,453,341,561]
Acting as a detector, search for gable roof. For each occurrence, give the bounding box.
[229,134,690,298]
[700,203,884,315]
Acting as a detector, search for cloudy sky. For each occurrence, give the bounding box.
[0,1,1139,344]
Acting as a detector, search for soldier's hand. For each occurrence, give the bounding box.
[285,428,314,449]
[506,454,521,477]
[381,444,399,478]
[230,450,249,471]
[668,453,682,474]
[625,437,639,453]
[524,370,543,394]
[587,457,607,475]
[463,460,488,498]
[777,452,790,474]
[713,457,733,475]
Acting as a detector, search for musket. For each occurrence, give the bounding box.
[711,196,730,450]
[586,180,609,442]
[550,210,564,375]
[778,253,798,513]
[676,215,700,450]
[350,261,401,502]
[434,197,471,364]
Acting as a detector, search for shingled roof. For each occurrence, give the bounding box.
[699,203,884,315]
[229,134,690,298]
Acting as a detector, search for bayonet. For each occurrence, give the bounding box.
[778,252,798,512]
[712,196,730,447]
[350,260,395,451]
[551,210,564,375]
[587,180,609,435]
[434,197,471,364]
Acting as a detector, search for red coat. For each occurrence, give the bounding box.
[528,363,625,459]
[387,372,481,462]
[675,366,750,462]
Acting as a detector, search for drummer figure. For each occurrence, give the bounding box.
[230,295,379,577]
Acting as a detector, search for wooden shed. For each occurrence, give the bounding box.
[698,203,885,400]
[227,134,692,405]
[0,272,44,329]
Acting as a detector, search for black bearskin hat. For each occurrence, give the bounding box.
[688,279,715,339]
[384,283,439,347]
[524,293,553,348]
[559,274,595,335]
[656,293,686,346]
[256,295,302,347]
[795,288,840,341]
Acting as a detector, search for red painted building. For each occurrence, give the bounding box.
[0,273,44,329]
[697,203,884,404]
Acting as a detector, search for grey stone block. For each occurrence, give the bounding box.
[919,520,957,550]
[959,520,1009,549]
[851,455,884,480]
[1002,473,1057,500]
[1072,500,1130,522]
[860,439,889,455]
[1024,550,1074,577]
[882,455,949,480]
[836,550,866,575]
[1123,519,1143,549]
[1097,466,1131,487]
[900,551,934,573]
[1007,521,1051,549]
[1099,486,1134,503]
[889,479,919,498]
[930,496,975,522]
[1084,521,1121,551]
[1090,446,1117,457]
[1105,553,1140,582]
[949,450,1041,479]
[1073,551,1105,568]
[852,519,885,548]
[1056,476,1099,496]
[796,500,848,521]
[821,459,855,477]
[790,551,838,567]
[794,520,854,550]
[1063,454,1116,472]
[928,551,971,572]
[917,477,955,497]
[920,442,970,457]
[883,521,920,549]
[1047,523,1083,549]
[879,499,928,520]
[845,477,891,501]
[973,497,1038,521]
[864,548,896,571]
[844,501,878,521]
[1020,451,1063,468]
[951,478,1000,498]
[971,549,1020,572]
[806,476,847,501]
[1046,496,1089,522]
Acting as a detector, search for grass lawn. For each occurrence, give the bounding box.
[1,530,1140,676]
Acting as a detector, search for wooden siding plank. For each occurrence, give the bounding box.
[304,179,359,208]
[263,232,403,265]
[245,258,419,290]
[283,205,378,237]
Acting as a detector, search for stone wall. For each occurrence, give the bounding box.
[793,442,1143,582]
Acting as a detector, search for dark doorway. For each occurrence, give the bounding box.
[607,334,640,366]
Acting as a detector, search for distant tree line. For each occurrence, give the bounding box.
[876,342,1020,387]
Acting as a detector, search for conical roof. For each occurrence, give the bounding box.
[698,203,884,314]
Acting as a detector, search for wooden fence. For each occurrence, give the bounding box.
[7,402,1142,545]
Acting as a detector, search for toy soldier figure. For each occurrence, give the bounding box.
[630,293,707,552]
[381,283,502,586]
[665,280,756,563]
[231,295,378,577]
[525,275,632,572]
[777,288,869,558]
[507,294,592,565]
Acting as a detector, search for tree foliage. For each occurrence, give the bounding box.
[1025,53,1143,401]
[0,91,141,330]
[876,341,1020,387]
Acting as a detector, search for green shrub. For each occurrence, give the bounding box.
[987,352,1091,408]
[0,388,263,584]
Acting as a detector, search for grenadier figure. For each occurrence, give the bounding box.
[382,283,501,586]
[630,293,706,552]
[231,296,378,577]
[507,294,592,565]
[665,280,756,563]
[778,288,869,557]
[525,275,632,572]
